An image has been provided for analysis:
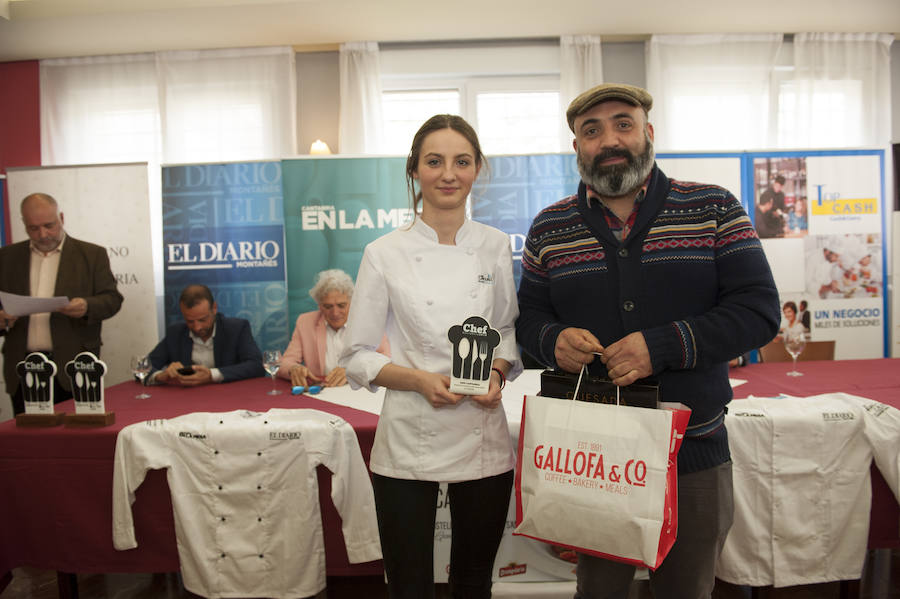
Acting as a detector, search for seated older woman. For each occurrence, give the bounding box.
[277,269,389,388]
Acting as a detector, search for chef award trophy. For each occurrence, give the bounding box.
[63,351,115,427]
[14,352,65,427]
[448,316,501,395]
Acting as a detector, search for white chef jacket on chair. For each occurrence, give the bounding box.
[717,393,900,587]
[112,408,381,599]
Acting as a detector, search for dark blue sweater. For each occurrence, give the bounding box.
[516,165,780,473]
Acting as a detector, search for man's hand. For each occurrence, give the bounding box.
[554,327,604,374]
[0,310,17,329]
[601,332,652,386]
[323,367,347,387]
[176,364,213,387]
[58,297,88,319]
[156,362,212,386]
[154,362,184,384]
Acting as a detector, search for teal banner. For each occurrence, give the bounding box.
[281,157,409,319]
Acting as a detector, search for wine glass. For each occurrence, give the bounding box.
[783,330,806,377]
[130,355,152,399]
[263,349,282,395]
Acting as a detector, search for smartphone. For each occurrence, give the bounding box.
[177,366,196,375]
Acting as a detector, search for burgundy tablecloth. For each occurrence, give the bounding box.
[0,377,382,576]
[2,360,898,579]
[732,358,900,550]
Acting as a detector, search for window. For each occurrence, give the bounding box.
[380,42,563,155]
[382,90,461,155]
[474,89,561,155]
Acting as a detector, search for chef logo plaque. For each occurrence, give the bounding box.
[65,352,108,414]
[447,316,501,395]
[16,352,57,414]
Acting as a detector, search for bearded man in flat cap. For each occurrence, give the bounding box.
[515,83,781,598]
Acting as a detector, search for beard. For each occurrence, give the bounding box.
[577,133,655,197]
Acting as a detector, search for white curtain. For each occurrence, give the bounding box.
[157,47,297,163]
[559,35,603,151]
[782,33,893,148]
[646,34,783,151]
[41,46,297,166]
[339,41,384,155]
[41,53,161,166]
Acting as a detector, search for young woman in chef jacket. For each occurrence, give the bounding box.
[341,114,522,599]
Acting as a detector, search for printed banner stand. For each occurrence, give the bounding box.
[14,352,65,427]
[63,352,115,428]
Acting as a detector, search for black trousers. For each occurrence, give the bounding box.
[372,470,514,599]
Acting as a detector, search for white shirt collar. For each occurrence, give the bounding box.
[410,216,475,245]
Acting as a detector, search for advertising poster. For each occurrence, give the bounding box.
[749,151,886,359]
[281,157,409,319]
[161,161,288,354]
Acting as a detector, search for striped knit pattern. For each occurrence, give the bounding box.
[522,181,762,286]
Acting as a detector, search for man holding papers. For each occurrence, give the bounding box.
[0,193,123,414]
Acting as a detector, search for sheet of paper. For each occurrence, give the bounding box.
[0,291,69,317]
[729,378,748,388]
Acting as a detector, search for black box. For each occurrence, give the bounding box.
[539,369,659,409]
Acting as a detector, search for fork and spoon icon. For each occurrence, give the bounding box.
[455,338,488,380]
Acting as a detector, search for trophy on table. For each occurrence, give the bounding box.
[63,351,115,427]
[14,352,65,427]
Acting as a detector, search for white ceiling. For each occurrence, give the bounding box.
[1,0,898,62]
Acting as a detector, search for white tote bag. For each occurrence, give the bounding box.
[514,393,690,569]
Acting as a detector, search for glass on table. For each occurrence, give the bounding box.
[130,355,152,398]
[784,330,806,377]
[263,349,282,395]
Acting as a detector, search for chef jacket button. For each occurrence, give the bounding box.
[221,516,226,521]
[221,553,226,558]
[416,256,422,262]
[214,450,219,455]
[473,428,481,435]
[259,554,264,559]
[219,420,223,424]
[258,517,263,522]
[218,485,223,490]
[618,248,628,258]
[426,299,433,306]
[257,451,262,456]
[623,300,635,311]
[257,484,262,490]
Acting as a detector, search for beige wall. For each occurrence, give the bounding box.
[296,52,340,156]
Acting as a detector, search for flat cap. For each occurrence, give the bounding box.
[566,83,653,132]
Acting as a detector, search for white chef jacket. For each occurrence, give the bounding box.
[112,409,381,599]
[341,217,522,482]
[717,393,900,587]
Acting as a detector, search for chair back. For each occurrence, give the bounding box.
[757,339,836,363]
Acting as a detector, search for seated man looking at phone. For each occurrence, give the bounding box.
[147,284,265,386]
